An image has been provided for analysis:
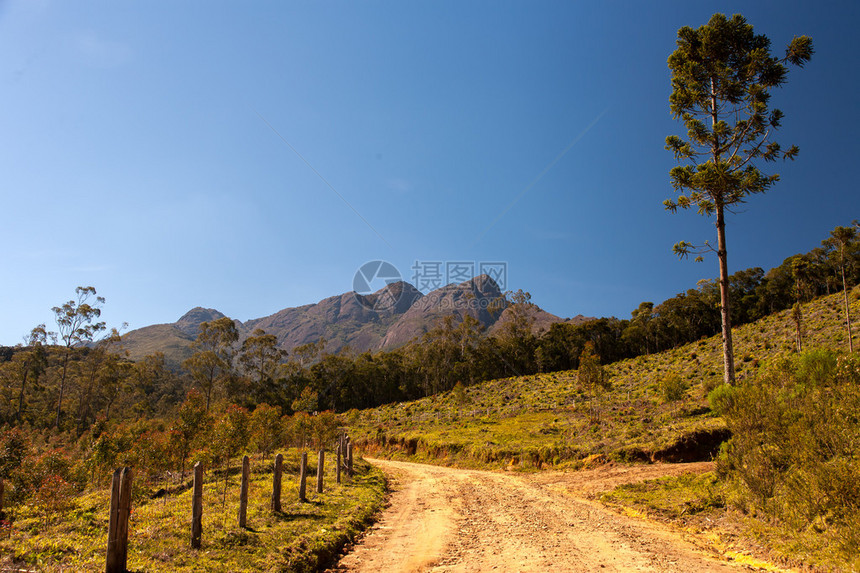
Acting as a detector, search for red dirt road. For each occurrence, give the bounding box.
[328,459,776,573]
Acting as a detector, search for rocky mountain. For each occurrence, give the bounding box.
[378,274,505,347]
[121,276,588,367]
[242,281,423,355]
[174,307,226,337]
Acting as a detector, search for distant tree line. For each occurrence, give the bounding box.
[0,223,857,432]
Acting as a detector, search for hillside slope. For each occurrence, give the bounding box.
[350,288,859,468]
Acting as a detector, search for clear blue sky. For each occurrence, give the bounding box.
[1,1,858,345]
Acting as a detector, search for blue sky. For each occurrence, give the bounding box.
[1,1,858,345]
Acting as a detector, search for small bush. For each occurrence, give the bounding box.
[707,384,734,415]
[701,376,721,398]
[659,373,688,403]
[31,475,76,528]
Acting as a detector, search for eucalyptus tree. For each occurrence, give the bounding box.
[496,289,537,376]
[238,328,286,404]
[132,352,180,415]
[622,302,655,356]
[52,286,106,428]
[13,325,49,422]
[183,316,239,411]
[664,13,812,384]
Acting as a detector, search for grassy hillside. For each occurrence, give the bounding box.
[349,288,859,469]
[121,323,195,369]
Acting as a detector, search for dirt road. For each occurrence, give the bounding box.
[329,458,759,573]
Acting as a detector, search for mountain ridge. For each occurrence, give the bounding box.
[121,276,592,367]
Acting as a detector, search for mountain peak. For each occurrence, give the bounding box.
[175,307,226,337]
[465,274,503,297]
[368,280,423,314]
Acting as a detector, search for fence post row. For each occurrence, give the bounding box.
[102,439,358,567]
[272,453,283,512]
[238,455,250,528]
[105,467,132,573]
[298,452,308,502]
[191,462,203,549]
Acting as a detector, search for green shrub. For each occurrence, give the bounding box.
[706,383,734,415]
[716,350,860,557]
[794,348,836,388]
[658,373,688,403]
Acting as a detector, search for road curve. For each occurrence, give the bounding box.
[328,458,755,573]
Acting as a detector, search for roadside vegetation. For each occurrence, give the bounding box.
[0,454,383,573]
[603,349,860,572]
[0,407,385,572]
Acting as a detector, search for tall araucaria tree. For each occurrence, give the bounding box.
[663,13,812,385]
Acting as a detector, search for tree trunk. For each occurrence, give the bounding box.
[710,75,736,386]
[716,205,736,385]
[841,249,854,353]
[793,303,804,352]
[17,364,29,422]
[205,382,212,413]
[56,350,70,429]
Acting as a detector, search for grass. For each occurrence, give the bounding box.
[121,323,195,369]
[0,452,386,573]
[600,471,860,572]
[348,290,859,470]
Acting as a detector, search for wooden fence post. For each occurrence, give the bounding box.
[105,469,120,573]
[271,453,283,512]
[106,467,132,573]
[191,462,203,549]
[238,455,249,528]
[298,452,308,502]
[336,440,342,484]
[118,468,132,572]
[316,450,325,493]
[347,442,354,479]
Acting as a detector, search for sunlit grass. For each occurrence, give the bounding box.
[0,452,385,573]
[601,470,860,572]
